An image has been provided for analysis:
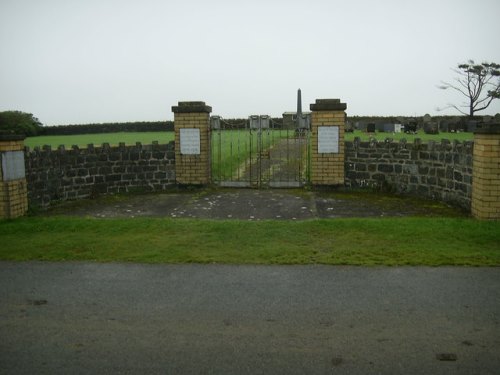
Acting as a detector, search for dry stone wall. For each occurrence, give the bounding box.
[25,141,175,208]
[23,137,474,212]
[344,138,473,210]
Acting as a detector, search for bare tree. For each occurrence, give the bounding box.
[438,60,500,117]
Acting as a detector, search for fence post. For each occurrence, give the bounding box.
[0,135,28,218]
[171,101,212,185]
[309,99,347,185]
[471,123,500,220]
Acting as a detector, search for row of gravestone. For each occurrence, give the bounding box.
[350,116,499,134]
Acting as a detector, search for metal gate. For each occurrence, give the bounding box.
[211,115,310,188]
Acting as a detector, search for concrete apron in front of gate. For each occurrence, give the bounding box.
[211,120,310,188]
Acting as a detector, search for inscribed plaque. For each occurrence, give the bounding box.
[318,126,339,153]
[1,151,26,181]
[180,128,201,155]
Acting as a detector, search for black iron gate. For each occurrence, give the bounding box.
[211,115,310,188]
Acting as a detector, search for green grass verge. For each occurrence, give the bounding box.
[1,217,498,266]
[25,132,175,148]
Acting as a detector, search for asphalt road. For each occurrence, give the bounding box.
[1,262,499,374]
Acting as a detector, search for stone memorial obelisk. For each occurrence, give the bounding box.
[297,88,302,118]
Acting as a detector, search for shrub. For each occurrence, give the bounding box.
[0,111,43,136]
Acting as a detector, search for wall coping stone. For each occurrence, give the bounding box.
[172,101,212,113]
[25,141,175,154]
[0,134,25,141]
[474,122,500,134]
[310,99,347,111]
[346,138,474,153]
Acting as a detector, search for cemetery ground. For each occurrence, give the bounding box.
[1,188,499,266]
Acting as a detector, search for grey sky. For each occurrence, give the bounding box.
[1,0,500,125]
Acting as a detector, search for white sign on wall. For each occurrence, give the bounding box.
[180,128,201,155]
[318,126,339,153]
[1,151,26,181]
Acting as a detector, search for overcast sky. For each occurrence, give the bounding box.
[1,0,500,125]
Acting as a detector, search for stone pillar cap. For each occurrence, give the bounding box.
[474,122,500,134]
[172,101,212,113]
[310,99,347,111]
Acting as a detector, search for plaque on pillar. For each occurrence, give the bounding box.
[180,128,201,155]
[318,126,339,153]
[1,151,26,181]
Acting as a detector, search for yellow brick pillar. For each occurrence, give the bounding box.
[0,135,29,219]
[310,99,347,185]
[171,101,212,185]
[471,123,500,220]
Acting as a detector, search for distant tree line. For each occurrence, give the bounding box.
[39,121,174,135]
[0,111,175,137]
[2,110,498,138]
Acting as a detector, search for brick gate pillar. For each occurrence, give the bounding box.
[0,135,29,218]
[171,101,212,185]
[309,99,347,185]
[471,123,500,220]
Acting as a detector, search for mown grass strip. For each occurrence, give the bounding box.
[1,217,498,266]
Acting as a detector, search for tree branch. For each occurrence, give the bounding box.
[439,60,500,116]
[439,81,469,97]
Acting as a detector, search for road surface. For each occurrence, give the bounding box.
[1,262,499,374]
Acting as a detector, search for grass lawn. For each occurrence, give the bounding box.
[25,129,474,150]
[25,132,175,148]
[1,217,499,266]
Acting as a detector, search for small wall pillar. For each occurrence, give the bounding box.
[0,135,29,218]
[472,123,500,220]
[171,101,212,185]
[310,99,347,185]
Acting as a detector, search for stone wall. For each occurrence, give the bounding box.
[22,136,476,212]
[25,141,175,208]
[345,138,473,209]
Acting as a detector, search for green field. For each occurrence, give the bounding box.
[25,132,175,149]
[25,129,474,150]
[1,217,498,266]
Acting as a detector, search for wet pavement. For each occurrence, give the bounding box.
[41,188,468,219]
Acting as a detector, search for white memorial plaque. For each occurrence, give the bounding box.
[318,126,339,153]
[180,128,201,155]
[1,151,26,181]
